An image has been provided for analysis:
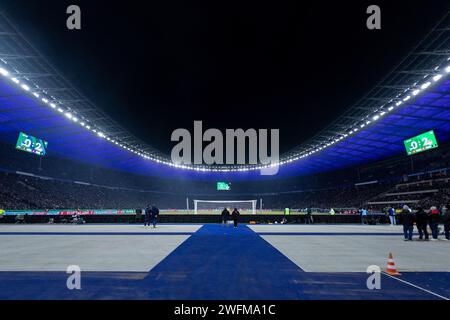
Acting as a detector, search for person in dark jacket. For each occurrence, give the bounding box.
[135,208,143,224]
[442,204,450,240]
[401,205,414,241]
[415,207,429,240]
[429,206,440,240]
[231,208,240,228]
[144,204,152,227]
[150,204,159,228]
[221,207,230,224]
[305,207,313,224]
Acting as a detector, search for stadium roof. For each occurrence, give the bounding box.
[0,11,449,180]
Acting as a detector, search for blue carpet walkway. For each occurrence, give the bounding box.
[0,224,448,299]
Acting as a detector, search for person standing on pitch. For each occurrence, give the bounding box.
[231,208,240,228]
[151,204,160,228]
[361,208,368,225]
[221,207,230,224]
[144,204,152,227]
[305,207,313,224]
[401,205,414,241]
[388,206,396,226]
[429,206,440,241]
[415,206,429,241]
[442,204,450,241]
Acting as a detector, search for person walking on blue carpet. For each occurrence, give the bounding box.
[231,208,240,228]
[221,207,230,224]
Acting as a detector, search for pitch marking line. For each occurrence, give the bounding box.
[382,272,450,300]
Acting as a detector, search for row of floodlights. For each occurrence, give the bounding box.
[0,65,168,163]
[0,60,449,172]
[280,61,450,165]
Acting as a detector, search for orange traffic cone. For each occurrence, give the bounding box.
[386,252,401,276]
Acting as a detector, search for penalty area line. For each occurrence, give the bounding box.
[382,271,449,300]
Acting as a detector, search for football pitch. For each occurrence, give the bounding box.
[0,223,449,300]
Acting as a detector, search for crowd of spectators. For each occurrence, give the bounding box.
[1,138,450,212]
[2,168,449,212]
[0,171,394,211]
[367,172,450,211]
[259,183,390,210]
[0,172,186,210]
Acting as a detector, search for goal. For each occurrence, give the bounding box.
[193,200,257,215]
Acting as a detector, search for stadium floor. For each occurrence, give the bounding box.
[0,224,449,300]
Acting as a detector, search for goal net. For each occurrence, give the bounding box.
[193,200,257,215]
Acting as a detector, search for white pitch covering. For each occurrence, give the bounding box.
[0,224,201,272]
[251,225,450,272]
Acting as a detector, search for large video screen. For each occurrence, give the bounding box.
[217,182,231,191]
[403,130,438,156]
[15,132,48,156]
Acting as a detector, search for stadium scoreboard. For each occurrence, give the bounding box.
[404,130,438,156]
[217,182,231,191]
[15,132,48,156]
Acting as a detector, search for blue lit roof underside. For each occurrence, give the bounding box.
[0,77,449,181]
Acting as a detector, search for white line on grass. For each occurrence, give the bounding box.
[382,272,450,300]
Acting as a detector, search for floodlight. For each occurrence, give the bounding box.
[0,68,9,76]
[421,82,431,89]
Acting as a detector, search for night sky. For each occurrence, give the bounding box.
[2,1,449,155]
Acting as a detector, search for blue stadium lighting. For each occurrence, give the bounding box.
[286,62,450,163]
[0,53,449,173]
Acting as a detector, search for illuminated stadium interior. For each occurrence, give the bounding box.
[1,3,450,304]
[0,8,449,215]
[0,12,449,180]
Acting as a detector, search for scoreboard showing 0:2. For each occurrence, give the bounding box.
[403,130,438,156]
[15,132,48,156]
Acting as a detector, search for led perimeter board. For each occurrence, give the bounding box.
[403,130,438,156]
[15,132,48,156]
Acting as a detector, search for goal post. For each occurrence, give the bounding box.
[193,200,257,215]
